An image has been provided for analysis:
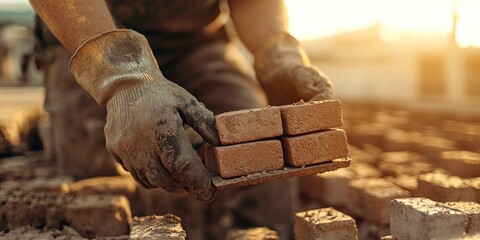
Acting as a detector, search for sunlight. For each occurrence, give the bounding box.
[285,0,480,47]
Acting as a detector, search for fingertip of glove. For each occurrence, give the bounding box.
[192,180,217,202]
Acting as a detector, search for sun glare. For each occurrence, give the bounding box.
[285,0,480,47]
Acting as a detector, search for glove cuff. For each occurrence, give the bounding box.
[253,33,310,82]
[69,29,163,105]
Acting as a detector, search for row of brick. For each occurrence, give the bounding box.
[207,100,349,178]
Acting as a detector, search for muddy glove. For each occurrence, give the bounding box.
[254,33,334,105]
[69,29,219,202]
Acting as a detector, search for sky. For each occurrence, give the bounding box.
[285,0,480,47]
[0,0,479,47]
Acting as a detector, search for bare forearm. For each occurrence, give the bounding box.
[228,0,289,53]
[30,0,117,52]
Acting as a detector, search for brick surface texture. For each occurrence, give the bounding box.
[294,208,358,240]
[280,100,343,135]
[215,107,283,145]
[206,140,284,178]
[282,129,349,167]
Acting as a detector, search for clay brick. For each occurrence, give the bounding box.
[348,178,409,223]
[65,176,137,198]
[2,190,72,230]
[65,195,131,238]
[387,175,418,192]
[206,140,284,178]
[294,208,358,240]
[299,168,355,205]
[282,129,349,167]
[226,227,279,240]
[0,226,85,240]
[349,163,382,179]
[444,202,480,236]
[390,198,467,240]
[215,107,282,145]
[130,214,186,240]
[416,172,477,202]
[380,235,397,240]
[280,100,343,135]
[439,151,480,178]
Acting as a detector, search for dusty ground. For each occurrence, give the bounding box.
[1,88,479,239]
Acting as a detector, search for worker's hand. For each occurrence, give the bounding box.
[254,33,333,105]
[70,29,219,202]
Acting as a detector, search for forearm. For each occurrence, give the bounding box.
[30,0,117,52]
[228,0,289,53]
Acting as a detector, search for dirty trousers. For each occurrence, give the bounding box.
[39,32,295,239]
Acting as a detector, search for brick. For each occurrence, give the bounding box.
[414,135,456,160]
[349,163,382,179]
[65,195,131,238]
[294,208,358,240]
[387,175,418,192]
[439,151,480,178]
[348,178,409,223]
[0,226,85,240]
[380,235,397,240]
[0,87,44,149]
[130,214,186,240]
[282,129,349,167]
[444,202,480,236]
[65,176,137,199]
[299,168,355,205]
[280,100,343,135]
[215,107,282,145]
[1,190,72,230]
[206,140,284,178]
[226,227,279,240]
[390,198,467,240]
[416,172,477,202]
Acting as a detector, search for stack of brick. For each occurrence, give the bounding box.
[390,198,480,239]
[206,100,349,179]
[294,207,358,240]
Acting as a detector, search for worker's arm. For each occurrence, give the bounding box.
[29,0,116,52]
[229,0,333,105]
[29,0,219,202]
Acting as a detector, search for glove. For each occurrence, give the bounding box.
[254,33,334,105]
[69,29,219,202]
